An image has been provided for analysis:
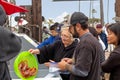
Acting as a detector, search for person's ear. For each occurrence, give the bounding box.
[76,23,81,31]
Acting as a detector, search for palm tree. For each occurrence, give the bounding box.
[115,0,120,22]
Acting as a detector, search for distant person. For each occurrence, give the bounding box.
[89,27,106,51]
[0,5,21,80]
[88,27,98,39]
[29,27,78,80]
[102,23,120,80]
[103,23,109,35]
[88,27,105,80]
[88,26,105,63]
[96,24,108,50]
[103,23,114,52]
[37,23,61,48]
[42,26,51,41]
[58,12,104,80]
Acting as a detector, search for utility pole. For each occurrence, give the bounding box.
[32,0,42,42]
[100,0,104,26]
[107,0,109,23]
[115,0,120,22]
[78,0,80,12]
[38,0,42,42]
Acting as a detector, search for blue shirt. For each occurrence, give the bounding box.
[99,31,108,50]
[37,35,61,48]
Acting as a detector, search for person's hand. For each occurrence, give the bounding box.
[28,49,40,54]
[44,62,50,67]
[61,58,73,64]
[44,60,55,67]
[58,60,68,70]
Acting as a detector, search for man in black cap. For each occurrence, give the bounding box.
[58,12,104,80]
[0,5,21,80]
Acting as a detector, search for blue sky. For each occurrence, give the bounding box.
[15,0,115,24]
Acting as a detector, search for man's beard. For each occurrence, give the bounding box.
[73,26,79,38]
[73,34,79,38]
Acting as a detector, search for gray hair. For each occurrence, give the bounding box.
[61,27,73,39]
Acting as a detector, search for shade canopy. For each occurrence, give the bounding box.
[53,0,98,1]
[0,0,28,15]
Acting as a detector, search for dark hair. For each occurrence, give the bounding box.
[49,24,57,30]
[80,22,88,30]
[107,22,120,45]
[88,27,98,39]
[43,26,47,29]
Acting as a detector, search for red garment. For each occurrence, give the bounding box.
[0,0,28,15]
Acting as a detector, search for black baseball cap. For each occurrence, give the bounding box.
[70,12,88,25]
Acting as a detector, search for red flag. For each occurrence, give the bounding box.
[0,0,28,15]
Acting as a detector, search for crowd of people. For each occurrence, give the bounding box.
[29,27,77,80]
[1,3,120,80]
[28,12,119,80]
[28,11,120,80]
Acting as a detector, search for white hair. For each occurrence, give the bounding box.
[61,27,73,39]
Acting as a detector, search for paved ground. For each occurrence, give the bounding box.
[104,51,110,80]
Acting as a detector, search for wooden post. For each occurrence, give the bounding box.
[114,0,120,22]
[37,0,42,42]
[32,0,42,42]
[32,0,36,40]
[100,0,104,26]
